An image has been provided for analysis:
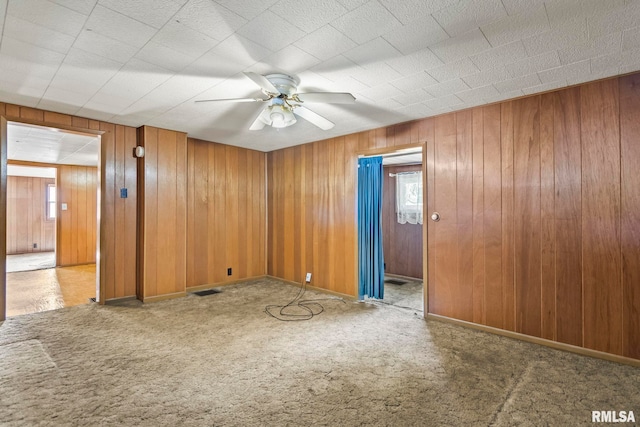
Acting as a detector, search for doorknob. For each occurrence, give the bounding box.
[431,212,440,222]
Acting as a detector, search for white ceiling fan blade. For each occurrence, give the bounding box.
[244,72,279,94]
[249,106,268,130]
[295,92,356,104]
[293,106,334,130]
[195,97,267,103]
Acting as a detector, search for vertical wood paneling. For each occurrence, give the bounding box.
[225,146,239,282]
[57,165,98,266]
[433,114,459,318]
[274,149,285,279]
[20,107,43,122]
[140,127,157,297]
[581,80,622,355]
[123,126,137,297]
[283,148,294,281]
[472,108,485,324]
[175,133,187,291]
[185,138,266,288]
[344,134,358,294]
[501,101,515,331]
[619,74,640,359]
[100,122,116,300]
[456,110,473,322]
[540,94,556,341]
[514,96,542,338]
[6,176,55,254]
[238,150,249,279]
[114,126,126,297]
[553,87,583,346]
[382,165,423,279]
[424,120,436,313]
[303,144,314,283]
[156,129,177,295]
[483,104,503,329]
[333,138,346,294]
[264,72,640,362]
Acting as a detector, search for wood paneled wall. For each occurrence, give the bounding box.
[382,165,423,279]
[56,165,97,266]
[267,127,426,292]
[137,126,187,300]
[6,176,55,254]
[0,103,138,302]
[267,72,640,360]
[186,138,266,288]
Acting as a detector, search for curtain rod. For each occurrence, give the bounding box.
[359,150,422,159]
[389,171,421,177]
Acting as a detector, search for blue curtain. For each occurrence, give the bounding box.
[357,156,384,300]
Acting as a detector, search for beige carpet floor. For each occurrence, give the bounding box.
[0,277,638,426]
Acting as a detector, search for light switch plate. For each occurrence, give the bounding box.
[61,203,68,211]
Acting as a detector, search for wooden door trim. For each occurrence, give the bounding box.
[1,116,7,321]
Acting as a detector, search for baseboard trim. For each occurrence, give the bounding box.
[427,313,640,367]
[141,291,186,303]
[186,275,268,293]
[384,273,423,282]
[267,275,357,300]
[104,295,137,304]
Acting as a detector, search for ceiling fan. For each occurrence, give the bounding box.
[196,72,356,131]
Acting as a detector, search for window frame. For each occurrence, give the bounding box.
[46,183,56,221]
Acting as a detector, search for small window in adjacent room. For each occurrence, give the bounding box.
[47,184,56,220]
[396,171,423,224]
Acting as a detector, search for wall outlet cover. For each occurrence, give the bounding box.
[305,273,312,282]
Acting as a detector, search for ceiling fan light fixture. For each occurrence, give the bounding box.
[265,104,296,128]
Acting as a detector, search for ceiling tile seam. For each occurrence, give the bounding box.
[23,1,103,112]
[291,22,362,63]
[263,4,332,34]
[0,0,8,53]
[542,1,552,36]
[232,20,310,57]
[74,0,244,108]
[173,2,249,51]
[56,140,98,165]
[32,4,99,114]
[65,3,204,120]
[99,2,177,31]
[375,0,404,28]
[431,8,456,38]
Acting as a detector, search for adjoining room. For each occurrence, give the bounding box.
[5,123,99,317]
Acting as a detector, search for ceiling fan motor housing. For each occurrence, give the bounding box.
[264,73,299,96]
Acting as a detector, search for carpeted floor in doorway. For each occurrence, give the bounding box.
[0,277,638,426]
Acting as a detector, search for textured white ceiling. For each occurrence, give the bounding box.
[8,122,99,166]
[0,0,639,152]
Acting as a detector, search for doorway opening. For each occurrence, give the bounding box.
[4,122,100,318]
[358,146,424,312]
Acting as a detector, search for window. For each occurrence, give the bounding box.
[395,171,423,224]
[47,184,56,220]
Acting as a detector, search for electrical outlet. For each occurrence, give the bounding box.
[227,268,232,276]
[33,243,37,249]
[305,272,312,283]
